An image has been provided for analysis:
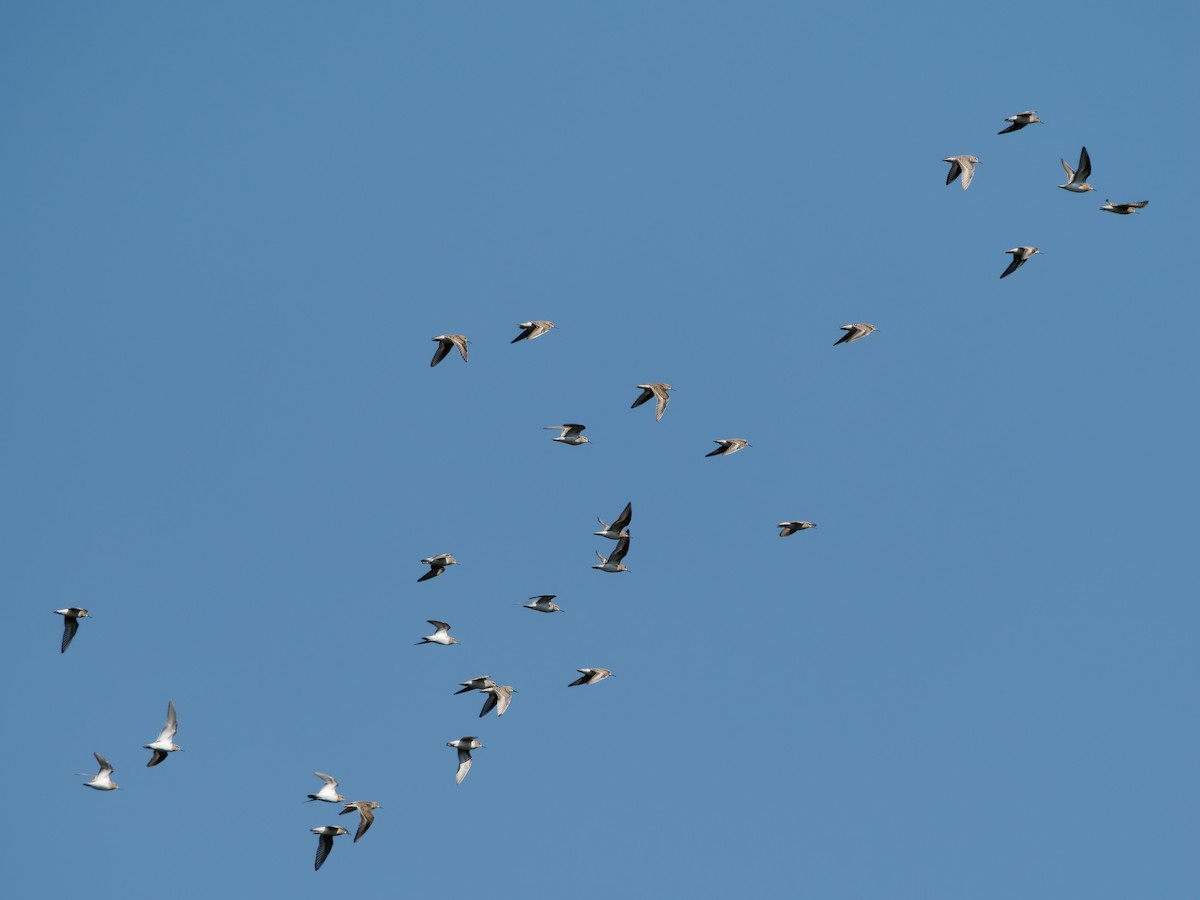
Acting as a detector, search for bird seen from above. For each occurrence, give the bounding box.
[1100,199,1149,215]
[778,521,817,537]
[833,323,877,346]
[418,553,457,582]
[705,438,750,457]
[144,700,182,767]
[417,620,458,646]
[339,801,381,843]
[569,667,614,687]
[545,423,589,445]
[430,333,469,366]
[594,501,632,540]
[631,383,673,421]
[943,155,979,190]
[54,607,89,654]
[311,826,349,871]
[510,320,556,343]
[307,772,346,803]
[592,534,631,573]
[79,752,118,791]
[1058,146,1093,192]
[447,736,484,785]
[998,109,1041,134]
[1000,246,1042,279]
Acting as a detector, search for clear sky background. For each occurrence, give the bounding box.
[3,2,1197,897]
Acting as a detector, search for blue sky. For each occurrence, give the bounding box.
[3,2,1197,897]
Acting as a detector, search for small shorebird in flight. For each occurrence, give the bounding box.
[1000,246,1041,279]
[339,801,381,842]
[545,423,589,445]
[593,534,631,573]
[778,521,817,537]
[631,383,673,421]
[594,502,632,540]
[834,323,877,346]
[417,620,458,646]
[79,752,118,791]
[54,607,89,654]
[447,737,484,785]
[311,826,349,870]
[144,701,182,767]
[569,667,613,687]
[706,438,750,457]
[1100,199,1149,215]
[454,676,496,695]
[430,333,469,366]
[1058,146,1094,192]
[419,553,457,582]
[943,155,980,190]
[307,772,346,803]
[479,685,515,718]
[511,321,556,343]
[523,595,562,613]
[998,110,1041,134]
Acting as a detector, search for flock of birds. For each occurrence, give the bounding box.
[53,105,1150,876]
[942,110,1148,279]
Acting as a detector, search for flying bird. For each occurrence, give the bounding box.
[1058,146,1094,192]
[479,685,515,718]
[594,502,632,540]
[778,521,817,537]
[998,110,1041,134]
[144,701,182,767]
[417,620,458,646]
[705,438,750,457]
[833,323,877,346]
[523,595,562,613]
[454,676,496,695]
[569,668,614,687]
[1000,246,1041,279]
[631,383,673,421]
[943,155,980,190]
[593,534,631,573]
[1100,199,1149,215]
[430,334,469,366]
[54,607,89,654]
[307,772,346,803]
[311,826,349,871]
[419,553,457,582]
[447,737,484,785]
[511,321,556,343]
[79,752,118,791]
[545,423,589,445]
[339,801,381,843]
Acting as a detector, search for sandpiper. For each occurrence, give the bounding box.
[706,438,750,457]
[631,383,673,421]
[569,667,613,687]
[417,620,457,646]
[79,752,118,791]
[523,595,562,613]
[593,534,631,573]
[447,737,484,785]
[511,321,556,343]
[545,423,589,445]
[430,334,469,366]
[1100,199,1149,215]
[311,826,349,871]
[479,685,515,718]
[419,553,457,582]
[54,607,89,654]
[1000,246,1041,279]
[834,323,877,346]
[998,110,1041,134]
[144,700,182,767]
[594,502,632,540]
[778,521,817,537]
[1059,146,1093,192]
[339,801,381,842]
[943,155,980,190]
[307,772,346,803]
[454,676,495,694]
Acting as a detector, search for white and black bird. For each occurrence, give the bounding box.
[545,423,589,445]
[594,502,632,540]
[79,752,118,791]
[143,701,182,767]
[943,155,980,190]
[998,110,1041,134]
[454,676,495,694]
[1058,146,1094,192]
[311,826,349,870]
[511,321,556,343]
[593,534,631,573]
[430,334,469,366]
[307,772,346,803]
[54,607,89,654]
[1100,199,1149,215]
[523,595,562,613]
[705,438,750,457]
[417,620,458,646]
[778,521,817,537]
[631,383,673,421]
[339,801,381,843]
[569,668,613,687]
[419,553,457,582]
[479,685,515,718]
[833,323,877,346]
[1000,246,1041,279]
[447,737,484,785]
